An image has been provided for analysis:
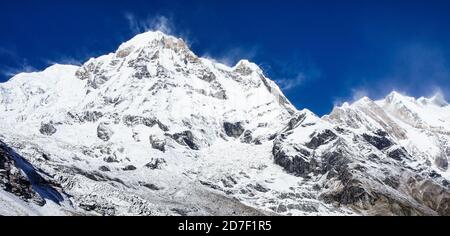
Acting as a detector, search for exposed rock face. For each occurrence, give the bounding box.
[99,166,111,172]
[435,155,448,171]
[170,131,199,150]
[97,123,114,142]
[1,143,39,204]
[122,115,169,132]
[123,165,137,171]
[0,141,63,207]
[388,148,409,161]
[362,132,393,150]
[39,123,57,136]
[68,111,103,123]
[305,130,337,149]
[224,122,245,138]
[273,140,312,177]
[149,135,166,152]
[145,158,167,170]
[272,95,450,216]
[241,130,253,144]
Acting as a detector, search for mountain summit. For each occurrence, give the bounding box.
[0,31,449,216]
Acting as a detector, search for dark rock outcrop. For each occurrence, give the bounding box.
[274,140,351,178]
[122,115,169,131]
[169,131,199,150]
[145,158,167,170]
[241,130,253,144]
[198,69,216,82]
[97,123,114,142]
[133,65,151,80]
[223,122,245,138]
[142,183,162,191]
[388,148,409,161]
[123,165,137,171]
[149,135,166,152]
[305,130,337,149]
[435,155,448,171]
[273,140,312,177]
[0,141,63,206]
[68,111,103,123]
[362,133,393,150]
[99,166,111,172]
[39,123,57,136]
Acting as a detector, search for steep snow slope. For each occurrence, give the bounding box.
[0,31,448,216]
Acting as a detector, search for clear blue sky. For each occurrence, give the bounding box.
[1,0,450,115]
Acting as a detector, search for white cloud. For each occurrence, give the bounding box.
[275,73,306,91]
[0,47,18,59]
[123,13,195,48]
[44,56,83,66]
[0,63,37,78]
[350,88,369,101]
[202,46,259,67]
[332,88,370,107]
[0,48,38,79]
[125,13,173,35]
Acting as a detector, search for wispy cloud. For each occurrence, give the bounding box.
[202,46,260,67]
[332,87,378,107]
[44,56,84,66]
[333,42,450,107]
[390,43,450,97]
[125,13,174,35]
[0,47,18,59]
[350,88,369,101]
[275,73,306,91]
[123,13,195,48]
[361,43,450,99]
[0,48,37,79]
[271,58,321,92]
[0,60,37,78]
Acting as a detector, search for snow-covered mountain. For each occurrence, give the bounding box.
[0,31,448,215]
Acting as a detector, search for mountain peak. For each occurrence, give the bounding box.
[233,60,262,76]
[384,91,416,105]
[429,93,448,107]
[384,91,448,107]
[353,96,373,105]
[418,93,448,107]
[117,30,188,53]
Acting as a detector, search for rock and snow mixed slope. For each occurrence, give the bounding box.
[0,31,449,215]
[274,93,450,215]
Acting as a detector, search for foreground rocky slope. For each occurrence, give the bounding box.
[0,31,448,215]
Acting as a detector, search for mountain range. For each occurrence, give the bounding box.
[0,31,449,216]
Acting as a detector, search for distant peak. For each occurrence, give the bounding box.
[430,93,448,107]
[384,91,415,104]
[418,93,448,107]
[352,96,373,106]
[386,91,402,100]
[384,90,448,107]
[9,64,79,79]
[235,60,260,68]
[341,102,351,108]
[44,63,80,71]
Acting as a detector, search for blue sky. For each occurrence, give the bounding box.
[1,0,450,115]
